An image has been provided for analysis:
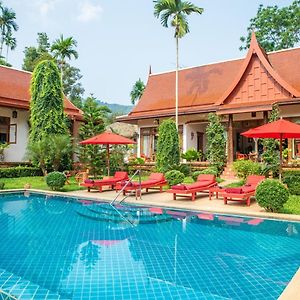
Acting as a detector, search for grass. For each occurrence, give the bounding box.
[0,176,84,192]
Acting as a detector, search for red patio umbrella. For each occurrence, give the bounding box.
[80,132,136,176]
[242,119,300,179]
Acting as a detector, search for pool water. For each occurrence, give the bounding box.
[0,192,299,299]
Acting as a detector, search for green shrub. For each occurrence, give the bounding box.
[256,179,289,212]
[156,120,180,173]
[0,166,42,178]
[192,167,218,182]
[232,160,262,180]
[171,164,190,176]
[0,182,4,190]
[283,172,300,195]
[165,170,185,186]
[46,171,66,190]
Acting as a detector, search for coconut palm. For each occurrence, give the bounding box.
[130,78,145,104]
[0,5,18,57]
[154,0,203,129]
[4,30,16,62]
[51,34,78,77]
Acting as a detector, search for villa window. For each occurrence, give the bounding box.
[0,117,17,144]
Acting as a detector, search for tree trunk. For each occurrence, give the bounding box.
[175,35,179,131]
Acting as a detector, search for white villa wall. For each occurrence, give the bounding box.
[0,108,29,162]
[185,123,207,152]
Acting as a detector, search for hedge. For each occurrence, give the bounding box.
[0,166,42,178]
[283,170,300,195]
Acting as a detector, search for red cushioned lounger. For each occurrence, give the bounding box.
[167,174,217,201]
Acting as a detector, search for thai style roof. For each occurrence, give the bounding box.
[120,33,300,121]
[0,65,83,120]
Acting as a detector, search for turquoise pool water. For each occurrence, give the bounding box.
[0,192,299,299]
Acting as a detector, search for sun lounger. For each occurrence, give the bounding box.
[167,174,217,201]
[116,173,168,197]
[221,175,265,206]
[80,171,129,192]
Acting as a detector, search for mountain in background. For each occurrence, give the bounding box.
[97,100,133,115]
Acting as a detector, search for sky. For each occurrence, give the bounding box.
[6,0,295,105]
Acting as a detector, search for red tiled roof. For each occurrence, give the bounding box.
[0,65,83,120]
[122,33,300,121]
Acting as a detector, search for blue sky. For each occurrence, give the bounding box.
[7,0,294,105]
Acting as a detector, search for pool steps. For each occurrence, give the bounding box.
[0,268,70,300]
[76,204,173,224]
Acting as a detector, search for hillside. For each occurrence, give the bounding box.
[97,100,133,115]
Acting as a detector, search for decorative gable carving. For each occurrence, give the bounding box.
[224,54,292,105]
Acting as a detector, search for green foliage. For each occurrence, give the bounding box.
[262,105,280,177]
[0,56,11,66]
[79,95,111,176]
[0,182,4,189]
[192,167,218,181]
[22,33,52,71]
[240,1,300,52]
[108,146,127,175]
[130,78,145,105]
[232,160,262,180]
[45,171,66,190]
[165,170,185,186]
[256,179,289,212]
[283,170,300,195]
[129,157,145,165]
[282,195,300,215]
[49,135,72,171]
[206,113,226,173]
[0,166,42,178]
[154,0,204,39]
[172,164,190,176]
[181,148,200,161]
[156,119,180,173]
[29,60,69,143]
[0,4,18,58]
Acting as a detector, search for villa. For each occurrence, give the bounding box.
[119,33,300,163]
[0,65,83,162]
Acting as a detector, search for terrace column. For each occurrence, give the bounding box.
[227,114,234,164]
[263,111,268,124]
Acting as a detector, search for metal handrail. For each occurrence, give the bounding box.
[110,169,141,205]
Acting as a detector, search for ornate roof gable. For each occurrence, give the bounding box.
[217,32,300,106]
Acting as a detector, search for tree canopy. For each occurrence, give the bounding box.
[240,1,300,52]
[130,78,145,105]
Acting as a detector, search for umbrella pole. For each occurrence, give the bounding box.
[279,134,282,181]
[107,144,110,177]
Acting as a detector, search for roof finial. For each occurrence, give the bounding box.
[149,65,152,75]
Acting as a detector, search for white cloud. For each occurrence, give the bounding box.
[34,0,59,16]
[78,1,103,22]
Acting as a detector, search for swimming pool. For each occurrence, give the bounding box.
[0,192,299,299]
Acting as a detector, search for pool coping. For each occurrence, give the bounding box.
[1,188,300,222]
[1,188,300,299]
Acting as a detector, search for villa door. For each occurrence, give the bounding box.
[197,132,204,153]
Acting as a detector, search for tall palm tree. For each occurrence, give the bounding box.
[130,78,145,104]
[4,30,16,62]
[51,34,78,78]
[0,5,18,57]
[154,0,203,129]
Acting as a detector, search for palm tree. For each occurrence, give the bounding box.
[154,0,203,130]
[130,78,145,104]
[4,30,16,62]
[51,34,78,78]
[0,5,18,57]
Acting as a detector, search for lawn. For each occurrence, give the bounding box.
[0,176,84,192]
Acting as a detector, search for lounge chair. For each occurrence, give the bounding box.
[221,175,265,206]
[116,173,168,197]
[167,174,217,201]
[80,171,129,192]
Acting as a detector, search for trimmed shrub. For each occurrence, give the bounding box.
[232,160,262,180]
[165,170,185,186]
[156,120,180,173]
[256,179,289,212]
[0,166,42,178]
[172,164,190,177]
[283,171,300,195]
[192,167,218,182]
[46,171,66,191]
